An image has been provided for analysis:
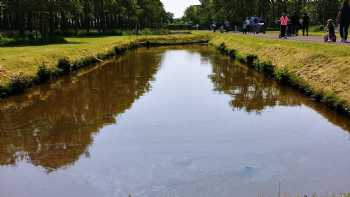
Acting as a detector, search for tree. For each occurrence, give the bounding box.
[0,0,170,39]
[183,5,201,25]
[183,0,342,26]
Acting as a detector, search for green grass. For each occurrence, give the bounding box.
[0,34,209,96]
[209,32,350,113]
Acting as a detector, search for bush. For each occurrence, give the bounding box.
[310,25,324,32]
[228,49,237,59]
[75,30,124,37]
[36,64,51,83]
[0,35,14,46]
[274,67,290,82]
[139,28,153,35]
[261,62,274,75]
[114,46,127,55]
[47,35,67,44]
[246,54,258,66]
[9,73,30,94]
[0,34,67,46]
[218,42,227,53]
[57,58,71,74]
[322,91,342,107]
[97,53,108,60]
[97,50,115,59]
[0,85,9,97]
[138,28,170,35]
[74,56,100,69]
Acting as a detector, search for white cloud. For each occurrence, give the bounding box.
[161,0,200,18]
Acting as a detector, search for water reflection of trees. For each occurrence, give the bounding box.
[0,49,160,170]
[208,54,350,132]
[209,56,303,113]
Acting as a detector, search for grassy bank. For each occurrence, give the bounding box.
[0,34,208,96]
[3,31,350,116]
[209,33,350,114]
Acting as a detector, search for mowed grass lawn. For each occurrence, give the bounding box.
[210,33,350,106]
[0,34,208,86]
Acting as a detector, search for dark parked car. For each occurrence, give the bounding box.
[247,17,266,34]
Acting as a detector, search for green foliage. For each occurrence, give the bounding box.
[253,61,274,75]
[310,25,325,32]
[228,49,237,59]
[183,0,343,26]
[8,73,30,94]
[218,42,227,53]
[57,58,71,74]
[322,91,343,108]
[183,5,202,25]
[36,64,51,83]
[246,54,258,66]
[274,67,290,82]
[0,35,14,46]
[73,56,100,70]
[138,28,170,35]
[316,0,341,23]
[0,0,172,38]
[96,53,109,60]
[261,62,274,75]
[0,34,67,46]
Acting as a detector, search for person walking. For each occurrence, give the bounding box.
[212,23,217,32]
[302,13,310,36]
[291,12,300,36]
[280,13,289,39]
[337,0,350,43]
[242,17,250,34]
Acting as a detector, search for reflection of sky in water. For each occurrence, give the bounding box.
[1,46,350,197]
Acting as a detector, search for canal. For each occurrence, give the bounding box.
[0,45,350,197]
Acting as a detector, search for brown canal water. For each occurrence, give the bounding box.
[1,46,350,197]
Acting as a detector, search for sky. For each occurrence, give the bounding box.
[161,0,200,18]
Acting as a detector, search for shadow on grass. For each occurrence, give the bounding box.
[0,40,88,47]
[0,34,90,47]
[67,34,124,38]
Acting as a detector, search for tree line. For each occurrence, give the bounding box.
[0,0,172,40]
[183,0,342,28]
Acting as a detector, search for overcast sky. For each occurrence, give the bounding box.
[161,0,200,18]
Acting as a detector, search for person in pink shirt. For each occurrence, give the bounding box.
[280,13,289,39]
